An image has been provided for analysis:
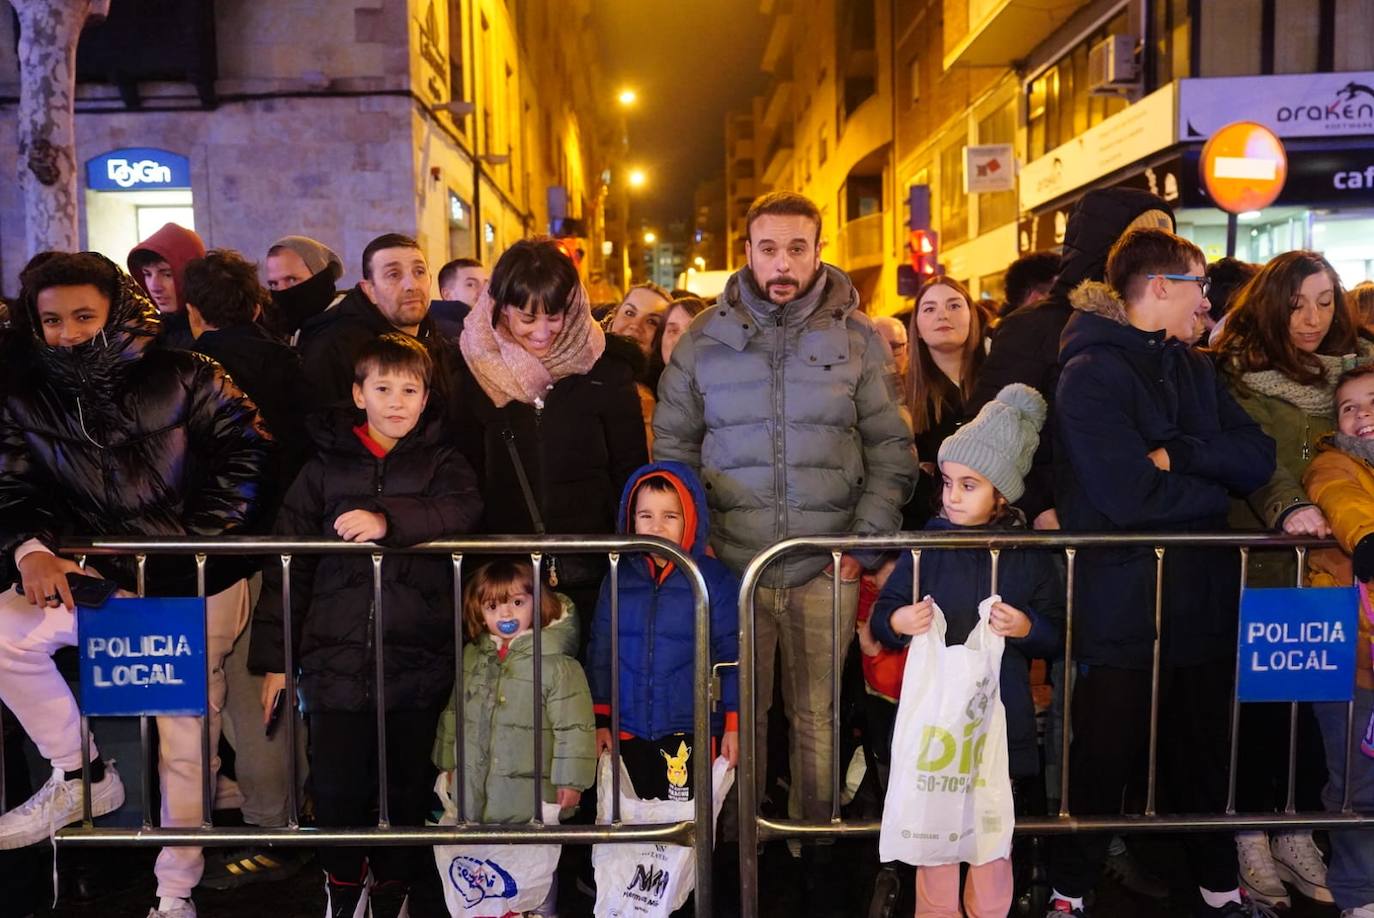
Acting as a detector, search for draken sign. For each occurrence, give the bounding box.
[86,148,192,192]
[1179,71,1374,141]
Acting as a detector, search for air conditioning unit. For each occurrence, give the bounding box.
[1088,35,1140,95]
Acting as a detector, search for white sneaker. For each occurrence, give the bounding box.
[147,898,197,918]
[1236,831,1291,909]
[1340,906,1374,918]
[0,761,124,849]
[1270,830,1333,904]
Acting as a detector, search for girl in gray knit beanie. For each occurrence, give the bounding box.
[936,382,1047,522]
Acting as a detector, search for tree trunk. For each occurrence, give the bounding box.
[11,0,92,258]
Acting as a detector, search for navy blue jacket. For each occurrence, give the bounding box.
[870,517,1064,779]
[1053,282,1276,670]
[586,460,740,740]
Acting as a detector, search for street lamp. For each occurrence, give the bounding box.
[618,88,637,107]
[643,231,657,245]
[693,256,706,270]
[628,168,647,190]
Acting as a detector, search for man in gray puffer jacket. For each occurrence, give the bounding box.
[653,191,916,834]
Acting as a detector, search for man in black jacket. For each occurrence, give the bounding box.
[299,234,462,419]
[0,252,271,918]
[966,188,1174,528]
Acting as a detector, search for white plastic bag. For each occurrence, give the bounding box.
[878,595,1014,867]
[591,752,735,917]
[431,770,564,918]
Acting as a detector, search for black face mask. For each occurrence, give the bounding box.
[269,268,337,333]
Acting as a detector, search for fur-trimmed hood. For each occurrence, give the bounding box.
[1067,280,1129,325]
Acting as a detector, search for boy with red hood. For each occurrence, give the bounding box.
[585,460,740,806]
[128,222,206,349]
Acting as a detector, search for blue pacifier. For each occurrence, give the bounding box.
[497,619,520,636]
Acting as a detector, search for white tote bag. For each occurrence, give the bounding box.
[431,770,564,918]
[878,595,1015,867]
[591,752,735,917]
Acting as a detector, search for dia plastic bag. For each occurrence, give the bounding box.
[591,752,735,917]
[431,770,564,917]
[878,595,1014,867]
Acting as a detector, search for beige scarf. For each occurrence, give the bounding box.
[460,282,606,407]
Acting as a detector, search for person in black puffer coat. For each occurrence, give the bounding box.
[248,334,481,913]
[455,238,648,623]
[965,188,1176,527]
[0,251,271,915]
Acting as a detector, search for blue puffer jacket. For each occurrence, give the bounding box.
[869,516,1064,779]
[586,460,740,740]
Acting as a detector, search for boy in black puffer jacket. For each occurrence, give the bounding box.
[248,334,481,918]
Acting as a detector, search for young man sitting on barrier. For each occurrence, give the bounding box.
[0,251,272,918]
[1048,227,1277,917]
[249,333,481,918]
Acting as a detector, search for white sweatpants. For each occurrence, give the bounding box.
[0,580,250,898]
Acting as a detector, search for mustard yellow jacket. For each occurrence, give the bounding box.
[1301,436,1374,690]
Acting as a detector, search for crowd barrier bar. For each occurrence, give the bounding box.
[0,535,716,917]
[736,531,1374,918]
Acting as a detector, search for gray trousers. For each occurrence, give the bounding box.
[219,574,307,828]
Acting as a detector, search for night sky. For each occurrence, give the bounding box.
[591,0,770,236]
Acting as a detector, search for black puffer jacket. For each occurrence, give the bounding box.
[455,334,648,587]
[248,406,482,712]
[0,265,272,596]
[299,285,463,416]
[966,188,1176,519]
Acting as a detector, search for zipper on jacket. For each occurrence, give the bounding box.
[533,402,558,586]
[771,310,787,544]
[644,581,659,736]
[362,453,386,704]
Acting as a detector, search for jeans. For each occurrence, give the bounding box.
[1312,687,1374,911]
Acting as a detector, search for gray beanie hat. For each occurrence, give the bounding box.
[937,383,1047,503]
[269,235,343,282]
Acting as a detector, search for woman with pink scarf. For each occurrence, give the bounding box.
[457,237,648,623]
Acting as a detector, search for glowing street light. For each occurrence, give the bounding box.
[643,231,657,245]
[693,256,706,270]
[618,88,638,107]
[627,168,647,189]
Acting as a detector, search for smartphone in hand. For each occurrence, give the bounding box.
[265,688,286,738]
[66,573,119,608]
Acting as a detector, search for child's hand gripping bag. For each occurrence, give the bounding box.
[431,769,564,917]
[878,595,1015,867]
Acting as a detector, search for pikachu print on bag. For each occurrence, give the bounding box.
[661,740,692,802]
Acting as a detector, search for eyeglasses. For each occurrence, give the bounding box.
[1147,273,1211,298]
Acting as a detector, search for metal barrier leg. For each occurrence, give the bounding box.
[196,554,212,828]
[609,552,622,824]
[1058,548,1076,818]
[1145,547,1165,817]
[451,553,465,823]
[281,554,300,829]
[737,570,759,918]
[1226,548,1250,815]
[530,553,544,825]
[1285,547,1307,816]
[372,553,390,828]
[137,554,153,830]
[691,548,714,918]
[829,551,842,825]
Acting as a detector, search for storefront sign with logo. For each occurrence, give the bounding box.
[1237,587,1358,703]
[1019,86,1176,211]
[1018,156,1187,253]
[1179,71,1374,141]
[86,148,192,192]
[79,598,207,716]
[963,144,1015,194]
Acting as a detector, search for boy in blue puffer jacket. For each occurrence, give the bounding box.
[586,461,739,803]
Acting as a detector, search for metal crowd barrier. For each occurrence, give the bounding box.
[736,531,1374,918]
[0,535,717,916]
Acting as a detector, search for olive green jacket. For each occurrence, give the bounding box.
[432,594,596,823]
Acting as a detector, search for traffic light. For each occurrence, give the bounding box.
[908,229,940,276]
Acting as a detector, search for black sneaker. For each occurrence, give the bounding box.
[324,872,367,918]
[369,880,409,918]
[199,846,306,890]
[1198,893,1282,917]
[867,865,900,918]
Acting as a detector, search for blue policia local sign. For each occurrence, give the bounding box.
[85,148,192,192]
[78,597,208,716]
[1237,587,1359,703]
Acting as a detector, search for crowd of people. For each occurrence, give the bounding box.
[0,185,1368,918]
